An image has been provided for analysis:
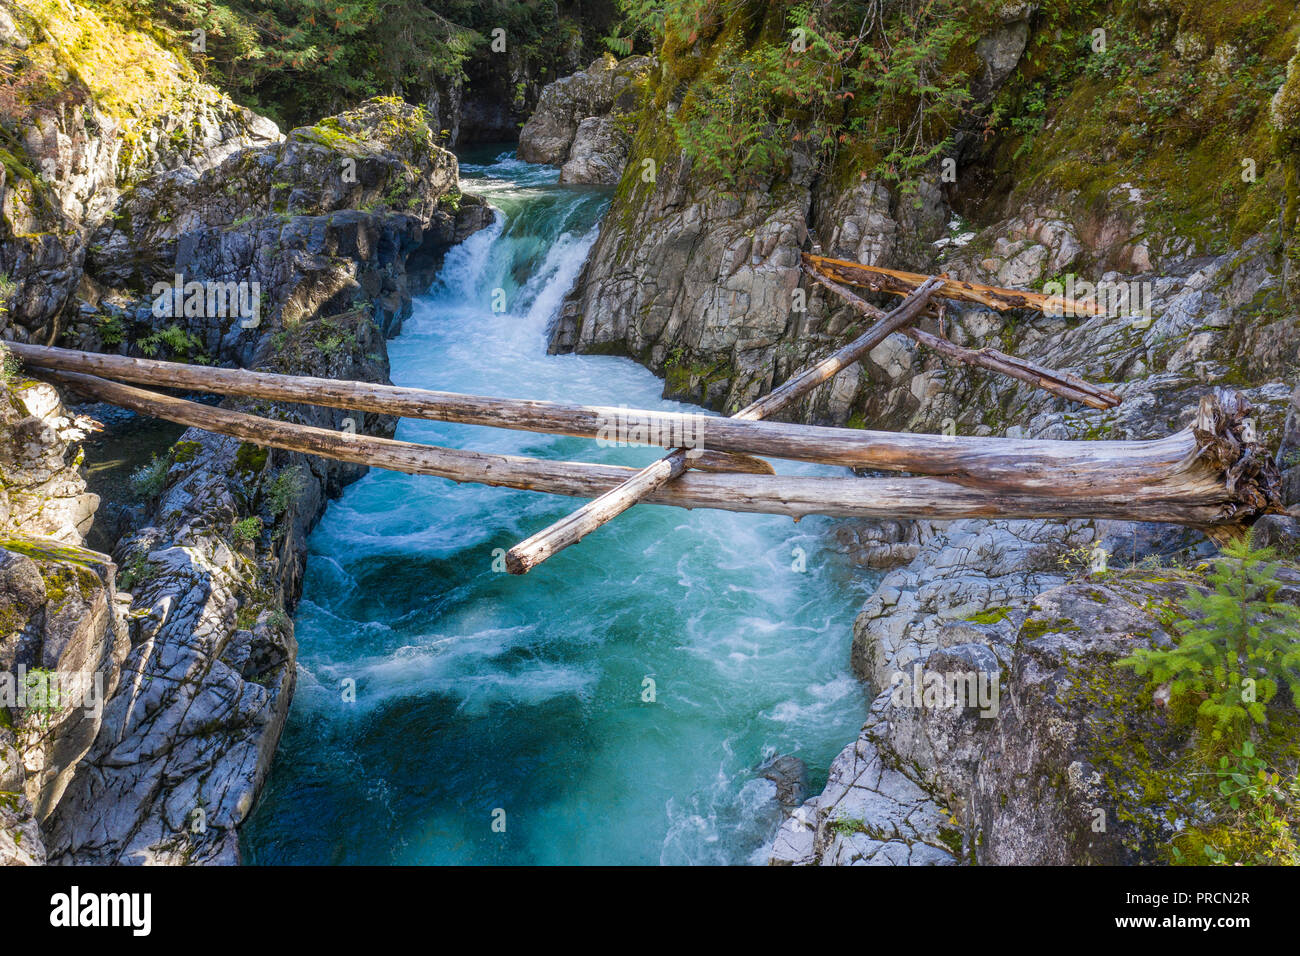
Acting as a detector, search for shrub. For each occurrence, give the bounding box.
[96,313,125,346]
[129,454,169,499]
[1119,536,1300,738]
[138,324,203,360]
[22,668,62,729]
[0,342,19,383]
[231,515,262,542]
[623,0,975,192]
[266,465,307,517]
[117,550,154,592]
[1172,741,1300,866]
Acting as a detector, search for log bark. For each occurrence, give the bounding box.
[3,340,1230,494]
[32,370,1277,529]
[501,277,946,574]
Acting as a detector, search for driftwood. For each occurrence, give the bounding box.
[500,278,946,574]
[0,342,1209,489]
[35,369,1280,528]
[801,261,1121,410]
[803,252,1104,316]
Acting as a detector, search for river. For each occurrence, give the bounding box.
[241,147,873,865]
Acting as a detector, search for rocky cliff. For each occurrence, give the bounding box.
[0,0,490,863]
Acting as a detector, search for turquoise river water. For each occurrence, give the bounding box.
[241,148,874,865]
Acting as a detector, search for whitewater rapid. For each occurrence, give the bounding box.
[242,148,873,865]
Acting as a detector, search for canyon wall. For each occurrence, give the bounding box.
[0,0,489,863]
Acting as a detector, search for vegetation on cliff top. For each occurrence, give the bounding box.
[608,0,988,194]
[1114,536,1300,864]
[124,0,603,129]
[986,0,1300,258]
[604,0,1299,255]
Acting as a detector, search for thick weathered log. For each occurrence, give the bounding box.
[4,341,1242,496]
[36,370,1277,528]
[802,262,1121,409]
[803,252,1104,315]
[502,278,946,574]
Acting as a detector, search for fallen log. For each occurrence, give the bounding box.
[803,252,1105,316]
[35,370,1279,528]
[3,341,1236,495]
[501,277,946,574]
[801,262,1121,409]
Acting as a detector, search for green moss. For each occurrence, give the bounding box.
[937,825,964,857]
[991,1,1299,255]
[170,440,202,464]
[1020,615,1083,642]
[233,442,268,477]
[39,566,70,607]
[0,537,107,569]
[296,117,365,154]
[967,606,1012,626]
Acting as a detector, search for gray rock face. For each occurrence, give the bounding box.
[0,381,99,540]
[0,0,280,346]
[0,381,131,866]
[44,435,303,864]
[560,117,630,185]
[1,81,490,863]
[771,570,1199,866]
[518,54,650,175]
[88,99,459,287]
[550,152,817,413]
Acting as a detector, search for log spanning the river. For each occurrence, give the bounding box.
[33,369,1280,528]
[6,341,1160,487]
[801,264,1122,410]
[8,339,1279,503]
[500,278,947,574]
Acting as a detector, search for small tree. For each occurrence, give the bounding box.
[1120,535,1300,737]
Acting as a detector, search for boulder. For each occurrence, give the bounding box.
[559,117,630,185]
[518,54,650,168]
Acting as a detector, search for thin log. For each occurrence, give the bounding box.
[802,263,1121,409]
[803,252,1105,316]
[36,370,1278,528]
[907,328,1121,409]
[501,277,946,574]
[5,340,1197,493]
